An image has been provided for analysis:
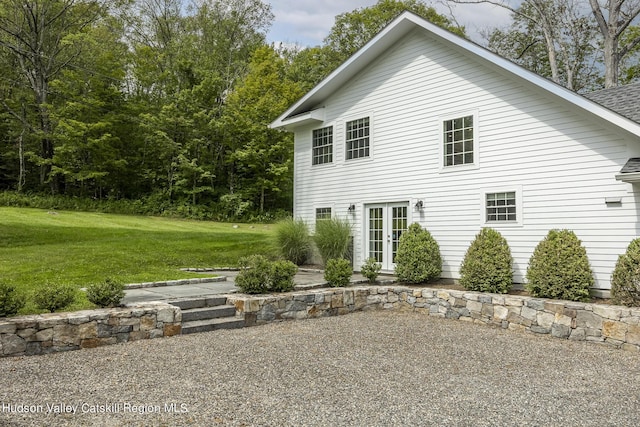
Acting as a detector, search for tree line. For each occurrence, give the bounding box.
[0,0,637,218]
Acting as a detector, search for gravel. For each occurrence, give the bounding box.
[1,310,639,426]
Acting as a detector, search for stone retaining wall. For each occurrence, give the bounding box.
[0,303,182,357]
[228,286,640,352]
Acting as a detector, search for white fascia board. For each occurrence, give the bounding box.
[616,172,640,183]
[269,108,325,130]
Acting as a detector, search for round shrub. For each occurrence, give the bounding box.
[0,283,26,318]
[86,278,126,308]
[394,223,442,283]
[314,217,352,265]
[270,260,298,292]
[360,257,381,283]
[235,255,272,294]
[611,238,640,306]
[33,283,77,313]
[275,219,311,265]
[324,258,353,287]
[459,228,513,294]
[526,229,593,302]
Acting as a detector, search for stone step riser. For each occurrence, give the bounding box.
[170,297,228,310]
[181,306,236,322]
[181,318,245,335]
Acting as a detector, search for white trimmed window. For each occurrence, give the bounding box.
[443,115,474,167]
[312,126,333,165]
[486,192,516,222]
[315,207,331,220]
[345,117,370,160]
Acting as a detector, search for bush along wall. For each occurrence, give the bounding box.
[459,228,513,294]
[394,223,442,283]
[526,229,594,302]
[611,238,640,307]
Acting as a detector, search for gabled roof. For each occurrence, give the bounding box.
[270,11,640,140]
[584,83,640,124]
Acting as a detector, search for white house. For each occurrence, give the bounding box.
[270,11,640,295]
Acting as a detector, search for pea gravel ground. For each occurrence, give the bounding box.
[1,310,639,427]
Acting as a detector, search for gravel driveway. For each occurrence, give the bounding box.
[1,310,639,426]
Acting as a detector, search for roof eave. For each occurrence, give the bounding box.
[616,172,640,183]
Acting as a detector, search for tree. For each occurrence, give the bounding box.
[289,0,466,90]
[486,0,599,91]
[0,0,112,191]
[222,45,303,212]
[589,0,640,87]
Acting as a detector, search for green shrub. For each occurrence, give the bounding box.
[394,223,442,283]
[611,238,640,306]
[459,228,513,294]
[275,219,311,265]
[0,283,26,317]
[235,255,272,294]
[33,283,77,313]
[361,257,381,283]
[314,217,352,265]
[526,229,593,302]
[324,258,353,287]
[270,260,298,292]
[86,278,126,308]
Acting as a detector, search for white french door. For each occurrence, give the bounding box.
[366,203,408,271]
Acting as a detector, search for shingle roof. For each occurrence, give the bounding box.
[584,83,640,124]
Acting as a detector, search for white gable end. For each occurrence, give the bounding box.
[281,15,640,292]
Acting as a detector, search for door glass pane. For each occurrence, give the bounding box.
[391,206,407,263]
[369,208,383,262]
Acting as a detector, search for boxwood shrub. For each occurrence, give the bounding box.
[235,255,298,294]
[0,283,26,318]
[324,258,352,287]
[526,229,593,302]
[86,278,126,308]
[459,228,513,294]
[360,257,381,284]
[611,238,640,306]
[33,283,77,313]
[394,223,441,283]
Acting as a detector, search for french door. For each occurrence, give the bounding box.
[366,203,408,271]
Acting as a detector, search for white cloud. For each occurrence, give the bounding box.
[266,0,514,47]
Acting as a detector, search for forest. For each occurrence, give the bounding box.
[0,0,638,220]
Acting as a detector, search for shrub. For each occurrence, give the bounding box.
[275,219,311,265]
[459,228,513,294]
[611,238,640,306]
[0,283,26,317]
[270,260,299,292]
[314,217,352,265]
[33,283,77,313]
[235,255,272,294]
[361,257,381,283]
[394,223,442,283]
[324,258,353,287]
[86,278,126,308]
[526,229,593,302]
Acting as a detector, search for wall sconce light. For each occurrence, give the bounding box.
[347,204,356,213]
[414,200,424,211]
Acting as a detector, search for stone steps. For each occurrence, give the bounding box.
[169,297,244,335]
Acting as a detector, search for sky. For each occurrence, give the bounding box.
[265,0,514,47]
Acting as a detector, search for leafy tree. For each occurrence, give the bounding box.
[485,0,599,91]
[223,45,303,212]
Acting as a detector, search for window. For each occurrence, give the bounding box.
[486,192,517,222]
[315,207,331,220]
[312,126,333,165]
[443,115,474,167]
[345,117,370,160]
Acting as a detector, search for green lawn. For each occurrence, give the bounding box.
[0,208,275,313]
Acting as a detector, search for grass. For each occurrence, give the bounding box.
[0,207,275,314]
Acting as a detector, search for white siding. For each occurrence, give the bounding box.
[292,29,640,290]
